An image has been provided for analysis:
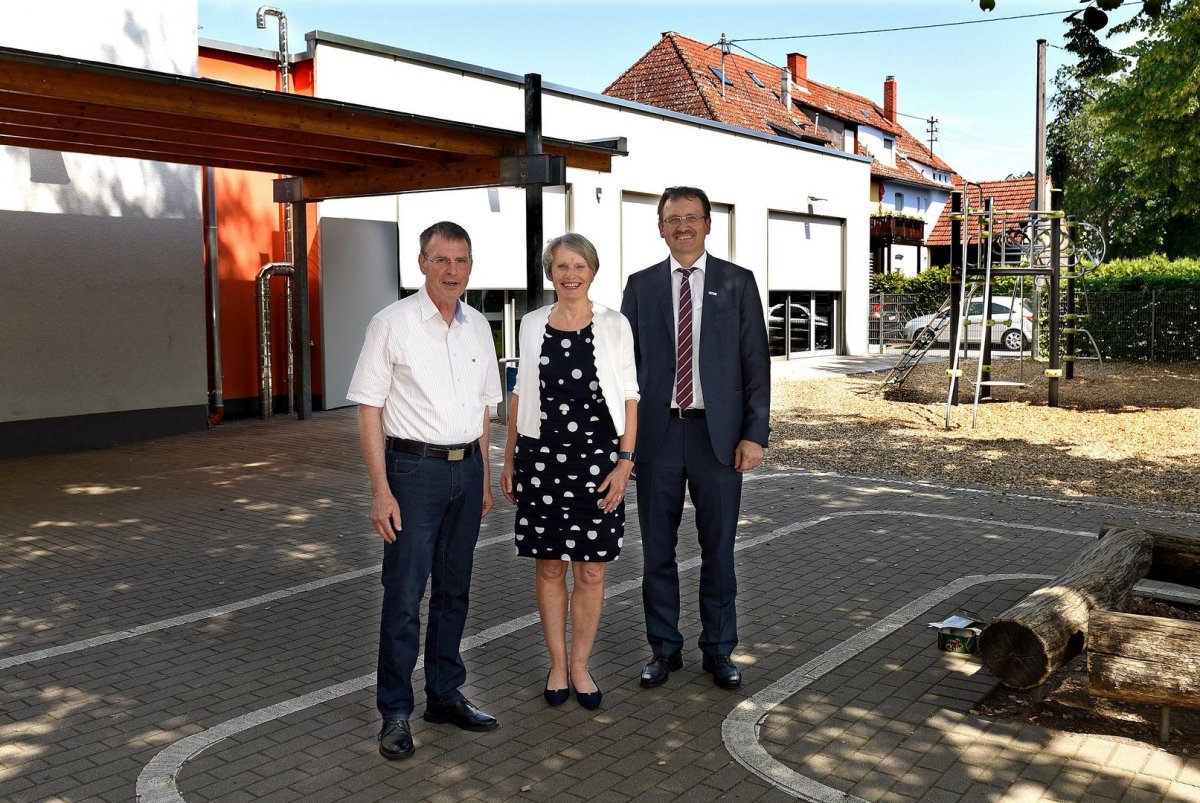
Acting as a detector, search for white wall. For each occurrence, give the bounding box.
[0,1,206,427]
[312,41,872,354]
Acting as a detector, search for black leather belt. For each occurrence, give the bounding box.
[386,437,478,461]
[669,408,706,419]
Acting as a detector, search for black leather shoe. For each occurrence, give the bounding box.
[378,719,414,760]
[702,653,742,690]
[639,652,683,688]
[422,698,499,732]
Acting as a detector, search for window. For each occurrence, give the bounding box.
[895,192,905,212]
[708,66,733,86]
[746,70,765,88]
[884,137,895,151]
[917,197,926,213]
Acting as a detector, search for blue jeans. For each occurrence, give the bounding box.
[376,448,483,720]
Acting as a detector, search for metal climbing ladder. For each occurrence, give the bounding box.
[970,205,1029,427]
[883,283,978,390]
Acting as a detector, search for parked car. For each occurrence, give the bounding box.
[902,297,1033,351]
[769,303,829,351]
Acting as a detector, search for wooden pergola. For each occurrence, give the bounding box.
[0,44,623,418]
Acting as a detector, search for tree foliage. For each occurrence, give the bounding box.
[1092,1,1200,215]
[1045,0,1200,258]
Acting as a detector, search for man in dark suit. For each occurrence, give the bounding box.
[620,186,770,690]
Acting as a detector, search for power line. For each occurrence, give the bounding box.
[732,9,1080,43]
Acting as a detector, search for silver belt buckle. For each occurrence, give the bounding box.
[446,448,465,461]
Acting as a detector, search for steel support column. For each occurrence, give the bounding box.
[291,201,312,419]
[524,73,545,314]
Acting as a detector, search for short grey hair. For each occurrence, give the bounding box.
[419,221,472,258]
[542,232,599,280]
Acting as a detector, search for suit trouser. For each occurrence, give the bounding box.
[638,415,743,656]
[377,448,482,720]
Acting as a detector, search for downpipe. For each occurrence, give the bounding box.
[256,263,295,419]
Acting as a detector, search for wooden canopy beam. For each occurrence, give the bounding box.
[3,57,520,162]
[275,154,567,202]
[0,108,403,170]
[0,123,365,174]
[0,95,458,166]
[0,133,305,175]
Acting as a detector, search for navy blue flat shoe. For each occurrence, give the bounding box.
[544,671,570,707]
[572,673,603,710]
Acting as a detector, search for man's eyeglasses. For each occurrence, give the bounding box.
[660,214,708,226]
[423,256,472,267]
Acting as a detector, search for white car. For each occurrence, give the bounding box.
[902,297,1033,351]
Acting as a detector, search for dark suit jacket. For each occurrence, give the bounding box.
[621,255,770,465]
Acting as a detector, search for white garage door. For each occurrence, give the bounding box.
[621,193,731,285]
[397,186,568,289]
[767,212,843,291]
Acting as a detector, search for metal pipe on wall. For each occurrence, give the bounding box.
[203,166,224,424]
[255,6,298,416]
[256,263,295,418]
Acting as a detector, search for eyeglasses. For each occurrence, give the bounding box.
[660,214,708,226]
[423,256,472,267]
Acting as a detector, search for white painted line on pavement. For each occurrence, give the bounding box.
[721,572,1051,802]
[0,566,376,671]
[1,529,516,672]
[8,463,1146,672]
[135,508,1095,803]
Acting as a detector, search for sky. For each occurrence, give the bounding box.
[195,0,1142,182]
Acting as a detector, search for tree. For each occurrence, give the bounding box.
[1045,0,1200,257]
[1092,0,1200,215]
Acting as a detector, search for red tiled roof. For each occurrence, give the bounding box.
[604,32,957,189]
[926,176,1043,246]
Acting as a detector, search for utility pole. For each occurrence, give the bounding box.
[926,115,939,155]
[1035,39,1047,212]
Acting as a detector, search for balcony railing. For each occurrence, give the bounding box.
[870,215,925,244]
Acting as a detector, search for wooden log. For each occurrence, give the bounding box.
[979,527,1153,689]
[1100,523,1200,588]
[1087,609,1200,709]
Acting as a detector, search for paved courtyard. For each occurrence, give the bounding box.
[2,381,1199,802]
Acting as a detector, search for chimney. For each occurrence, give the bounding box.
[787,52,807,85]
[883,75,897,124]
[780,66,791,108]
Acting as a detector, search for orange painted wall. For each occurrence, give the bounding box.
[198,49,322,413]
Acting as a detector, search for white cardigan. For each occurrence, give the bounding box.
[513,303,640,439]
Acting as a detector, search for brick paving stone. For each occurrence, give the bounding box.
[5,410,1200,802]
[1042,769,1094,801]
[1167,781,1200,801]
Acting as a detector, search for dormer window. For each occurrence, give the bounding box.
[709,66,733,86]
[884,137,895,151]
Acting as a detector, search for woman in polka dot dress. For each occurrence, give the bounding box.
[500,233,639,711]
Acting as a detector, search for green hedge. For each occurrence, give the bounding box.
[1086,255,1200,291]
[872,255,1200,301]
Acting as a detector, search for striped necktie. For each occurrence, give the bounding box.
[675,267,698,409]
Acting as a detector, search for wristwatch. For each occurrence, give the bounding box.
[617,451,636,463]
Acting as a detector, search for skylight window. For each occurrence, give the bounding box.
[708,66,733,86]
[746,70,765,88]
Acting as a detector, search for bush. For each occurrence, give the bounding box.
[1087,255,1200,291]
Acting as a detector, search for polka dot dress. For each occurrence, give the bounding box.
[513,323,624,562]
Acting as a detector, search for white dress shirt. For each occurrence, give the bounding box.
[346,286,502,444]
[670,251,707,410]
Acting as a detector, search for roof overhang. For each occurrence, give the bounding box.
[0,44,623,201]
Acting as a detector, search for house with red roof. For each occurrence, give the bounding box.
[605,32,959,276]
[926,175,1049,267]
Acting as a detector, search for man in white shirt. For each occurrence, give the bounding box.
[347,221,502,760]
